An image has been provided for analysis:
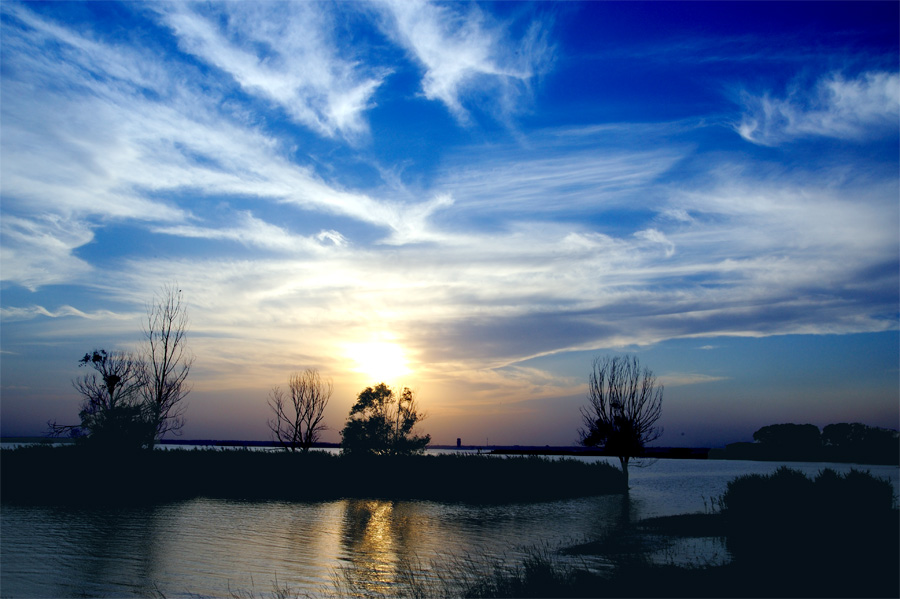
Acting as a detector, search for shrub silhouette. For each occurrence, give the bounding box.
[721,466,897,595]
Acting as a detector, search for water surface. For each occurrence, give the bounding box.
[2,457,897,597]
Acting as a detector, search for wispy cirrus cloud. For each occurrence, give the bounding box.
[737,71,900,145]
[436,146,680,220]
[0,215,94,291]
[374,0,553,123]
[0,2,453,291]
[95,151,898,383]
[154,2,387,141]
[152,212,348,255]
[658,372,728,387]
[0,304,135,323]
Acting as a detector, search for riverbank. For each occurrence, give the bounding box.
[482,466,900,598]
[384,466,899,598]
[0,446,625,505]
[521,510,899,598]
[8,436,896,466]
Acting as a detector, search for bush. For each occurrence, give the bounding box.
[721,466,895,524]
[720,466,898,595]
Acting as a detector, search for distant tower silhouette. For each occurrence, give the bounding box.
[456,438,461,448]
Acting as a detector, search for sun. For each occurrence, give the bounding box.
[346,341,412,381]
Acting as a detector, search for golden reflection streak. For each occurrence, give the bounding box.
[338,498,415,596]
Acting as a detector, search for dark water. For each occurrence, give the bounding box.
[2,457,897,598]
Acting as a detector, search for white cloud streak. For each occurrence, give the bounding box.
[154,3,386,140]
[0,304,134,322]
[438,148,680,217]
[152,212,349,255]
[658,372,728,387]
[0,215,94,291]
[738,71,900,145]
[374,0,552,122]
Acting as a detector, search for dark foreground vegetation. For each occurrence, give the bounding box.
[471,467,898,598]
[0,446,625,505]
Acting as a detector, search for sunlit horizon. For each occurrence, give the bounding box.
[1,1,897,448]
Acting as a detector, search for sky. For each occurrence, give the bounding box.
[1,1,898,448]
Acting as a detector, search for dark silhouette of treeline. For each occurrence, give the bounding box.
[0,445,625,506]
[710,421,899,464]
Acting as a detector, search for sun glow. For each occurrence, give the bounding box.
[346,341,412,381]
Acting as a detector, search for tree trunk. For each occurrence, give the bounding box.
[619,456,630,489]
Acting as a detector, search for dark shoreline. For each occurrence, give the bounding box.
[0,445,626,505]
[7,436,895,465]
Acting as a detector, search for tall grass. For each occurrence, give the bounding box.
[228,543,596,599]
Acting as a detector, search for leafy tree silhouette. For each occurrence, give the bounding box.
[340,383,430,456]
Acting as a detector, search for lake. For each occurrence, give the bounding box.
[2,454,897,598]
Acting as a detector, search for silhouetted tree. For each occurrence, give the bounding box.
[822,422,860,448]
[267,368,332,452]
[140,284,193,447]
[822,422,899,464]
[751,423,821,460]
[48,285,193,450]
[341,383,430,456]
[579,355,663,487]
[752,423,821,447]
[49,349,155,450]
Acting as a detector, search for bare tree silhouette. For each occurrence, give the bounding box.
[579,355,663,487]
[140,284,193,447]
[267,368,332,452]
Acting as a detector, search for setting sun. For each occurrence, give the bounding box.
[346,341,411,381]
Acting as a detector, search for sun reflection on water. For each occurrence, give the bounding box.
[338,499,412,596]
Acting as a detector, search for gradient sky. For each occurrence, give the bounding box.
[2,1,898,448]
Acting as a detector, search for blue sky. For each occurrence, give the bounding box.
[1,1,897,447]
